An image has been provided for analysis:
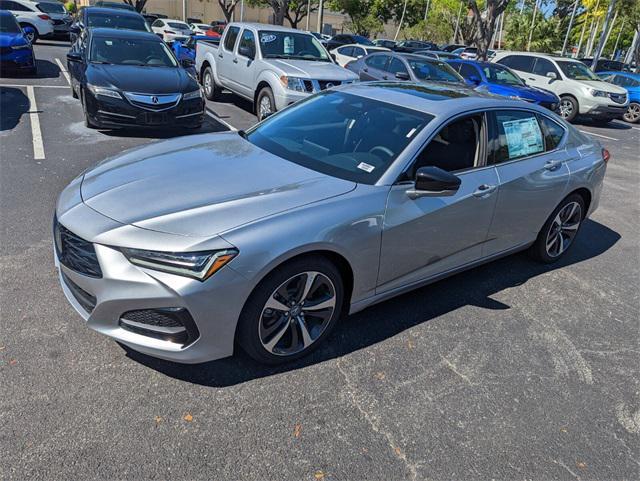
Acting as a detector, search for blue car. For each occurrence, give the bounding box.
[0,10,36,75]
[171,35,213,63]
[597,71,640,123]
[448,59,559,111]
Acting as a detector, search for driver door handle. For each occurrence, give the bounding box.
[544,160,563,171]
[232,58,238,63]
[473,184,497,197]
[218,53,223,58]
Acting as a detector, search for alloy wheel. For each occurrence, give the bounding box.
[624,103,640,123]
[545,201,582,258]
[259,95,273,120]
[558,99,573,119]
[258,271,336,356]
[203,72,212,96]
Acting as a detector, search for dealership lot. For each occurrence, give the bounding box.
[2,40,639,481]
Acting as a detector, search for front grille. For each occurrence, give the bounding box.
[61,271,96,313]
[54,217,102,278]
[302,80,343,93]
[609,93,626,104]
[119,308,199,345]
[122,309,183,328]
[123,92,181,111]
[318,80,342,91]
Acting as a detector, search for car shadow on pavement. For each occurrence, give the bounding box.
[576,118,632,130]
[96,118,229,139]
[1,59,61,79]
[122,218,621,387]
[0,87,29,131]
[212,90,255,116]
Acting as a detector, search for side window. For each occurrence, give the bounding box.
[352,46,365,58]
[537,114,565,151]
[237,29,255,58]
[458,63,479,79]
[386,57,408,75]
[223,26,240,52]
[6,0,30,10]
[152,19,163,27]
[489,110,545,165]
[448,62,462,73]
[338,46,353,57]
[532,58,559,77]
[411,114,484,175]
[365,54,389,70]
[499,55,535,73]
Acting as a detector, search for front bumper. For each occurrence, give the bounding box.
[84,90,205,129]
[53,208,251,363]
[273,87,310,111]
[584,104,628,120]
[0,49,35,70]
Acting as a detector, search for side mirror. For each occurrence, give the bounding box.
[180,58,194,68]
[396,71,410,80]
[468,75,481,85]
[407,166,461,199]
[238,46,254,59]
[69,24,81,35]
[546,71,557,80]
[66,51,82,63]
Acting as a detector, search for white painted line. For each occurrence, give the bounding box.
[26,86,45,160]
[0,83,67,89]
[579,130,619,141]
[206,109,237,131]
[54,57,71,85]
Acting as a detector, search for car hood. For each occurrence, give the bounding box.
[0,33,28,48]
[268,59,359,80]
[86,64,197,94]
[577,79,627,94]
[486,83,557,101]
[80,132,356,237]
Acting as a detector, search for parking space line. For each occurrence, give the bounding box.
[579,130,619,141]
[206,109,237,131]
[26,86,45,160]
[54,58,71,85]
[0,83,67,89]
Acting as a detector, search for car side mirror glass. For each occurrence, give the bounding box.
[546,71,557,80]
[180,58,194,68]
[69,24,81,34]
[396,71,410,80]
[67,52,82,62]
[238,46,254,59]
[408,166,461,199]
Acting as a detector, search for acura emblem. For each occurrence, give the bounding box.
[151,96,159,104]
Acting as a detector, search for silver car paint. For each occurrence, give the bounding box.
[55,83,605,363]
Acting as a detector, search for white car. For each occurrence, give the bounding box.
[190,23,211,35]
[493,51,629,123]
[150,18,191,43]
[0,0,54,43]
[330,44,389,67]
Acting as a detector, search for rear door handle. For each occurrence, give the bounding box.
[232,58,238,64]
[544,160,563,171]
[218,53,223,58]
[473,184,497,197]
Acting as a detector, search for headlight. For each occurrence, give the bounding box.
[11,44,31,50]
[279,75,307,92]
[87,85,122,99]
[183,88,202,100]
[588,88,608,97]
[121,247,238,281]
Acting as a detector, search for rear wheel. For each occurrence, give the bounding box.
[623,102,640,123]
[256,86,275,121]
[529,194,585,263]
[557,95,578,122]
[202,66,219,100]
[20,24,38,44]
[237,256,344,364]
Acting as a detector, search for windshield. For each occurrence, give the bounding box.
[408,59,464,83]
[0,14,21,34]
[245,91,433,184]
[557,61,599,81]
[258,30,330,62]
[37,2,66,13]
[482,63,524,85]
[90,37,177,67]
[87,12,150,31]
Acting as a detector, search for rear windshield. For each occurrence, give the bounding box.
[168,22,188,29]
[245,91,433,184]
[37,2,66,13]
[408,59,464,83]
[87,12,149,32]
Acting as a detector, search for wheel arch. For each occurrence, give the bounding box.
[568,187,592,216]
[253,80,273,105]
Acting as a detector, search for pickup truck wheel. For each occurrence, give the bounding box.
[257,87,275,121]
[202,67,219,100]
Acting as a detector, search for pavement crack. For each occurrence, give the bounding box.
[551,459,581,480]
[440,356,474,385]
[335,357,420,481]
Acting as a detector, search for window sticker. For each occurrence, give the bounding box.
[284,36,294,54]
[260,34,277,43]
[357,162,375,173]
[502,117,543,159]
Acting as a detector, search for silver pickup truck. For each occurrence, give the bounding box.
[195,22,359,121]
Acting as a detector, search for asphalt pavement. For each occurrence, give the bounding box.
[1,40,639,481]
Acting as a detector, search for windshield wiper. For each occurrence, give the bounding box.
[91,61,112,65]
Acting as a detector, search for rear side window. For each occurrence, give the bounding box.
[537,114,565,151]
[352,46,365,57]
[489,110,545,164]
[499,55,535,73]
[337,46,353,56]
[386,57,408,76]
[365,54,389,70]
[458,63,479,79]
[532,58,559,77]
[224,26,240,51]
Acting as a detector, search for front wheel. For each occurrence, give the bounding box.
[237,256,344,364]
[529,194,585,264]
[256,86,275,121]
[202,66,219,100]
[623,102,640,123]
[557,96,578,123]
[20,25,38,44]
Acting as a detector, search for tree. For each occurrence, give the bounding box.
[285,0,319,28]
[123,0,148,13]
[217,0,241,22]
[326,0,393,36]
[466,0,511,60]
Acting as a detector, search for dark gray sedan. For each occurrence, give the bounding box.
[346,52,466,85]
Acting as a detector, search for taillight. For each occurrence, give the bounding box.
[38,14,51,20]
[602,148,611,163]
[164,30,176,34]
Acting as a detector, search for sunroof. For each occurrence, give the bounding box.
[372,82,472,101]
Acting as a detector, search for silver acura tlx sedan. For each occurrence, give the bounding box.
[54,82,608,364]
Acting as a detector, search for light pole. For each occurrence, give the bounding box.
[591,0,617,69]
[561,0,578,57]
[526,0,539,52]
[317,0,324,34]
[306,0,310,31]
[182,0,187,22]
[452,1,463,44]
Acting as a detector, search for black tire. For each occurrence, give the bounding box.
[202,66,219,100]
[237,256,344,365]
[256,86,275,121]
[623,102,640,123]
[81,89,98,129]
[20,24,38,44]
[529,193,586,264]
[71,82,78,99]
[557,95,578,123]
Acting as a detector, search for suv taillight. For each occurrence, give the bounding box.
[38,14,51,20]
[602,148,611,163]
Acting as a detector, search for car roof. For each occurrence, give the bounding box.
[226,22,310,34]
[494,51,580,63]
[89,27,158,40]
[84,7,143,17]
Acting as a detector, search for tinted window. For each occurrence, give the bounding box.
[337,46,353,56]
[537,114,565,151]
[499,55,535,73]
[365,54,388,70]
[167,22,189,29]
[458,63,479,79]
[259,30,330,61]
[352,35,373,45]
[0,13,20,33]
[489,110,545,164]
[36,2,66,13]
[482,63,524,85]
[352,46,365,57]
[615,75,640,88]
[408,58,464,83]
[238,29,255,57]
[2,1,31,11]
[90,36,177,67]
[532,58,559,77]
[87,12,148,31]
[224,26,240,51]
[245,91,433,184]
[152,19,163,27]
[387,57,408,75]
